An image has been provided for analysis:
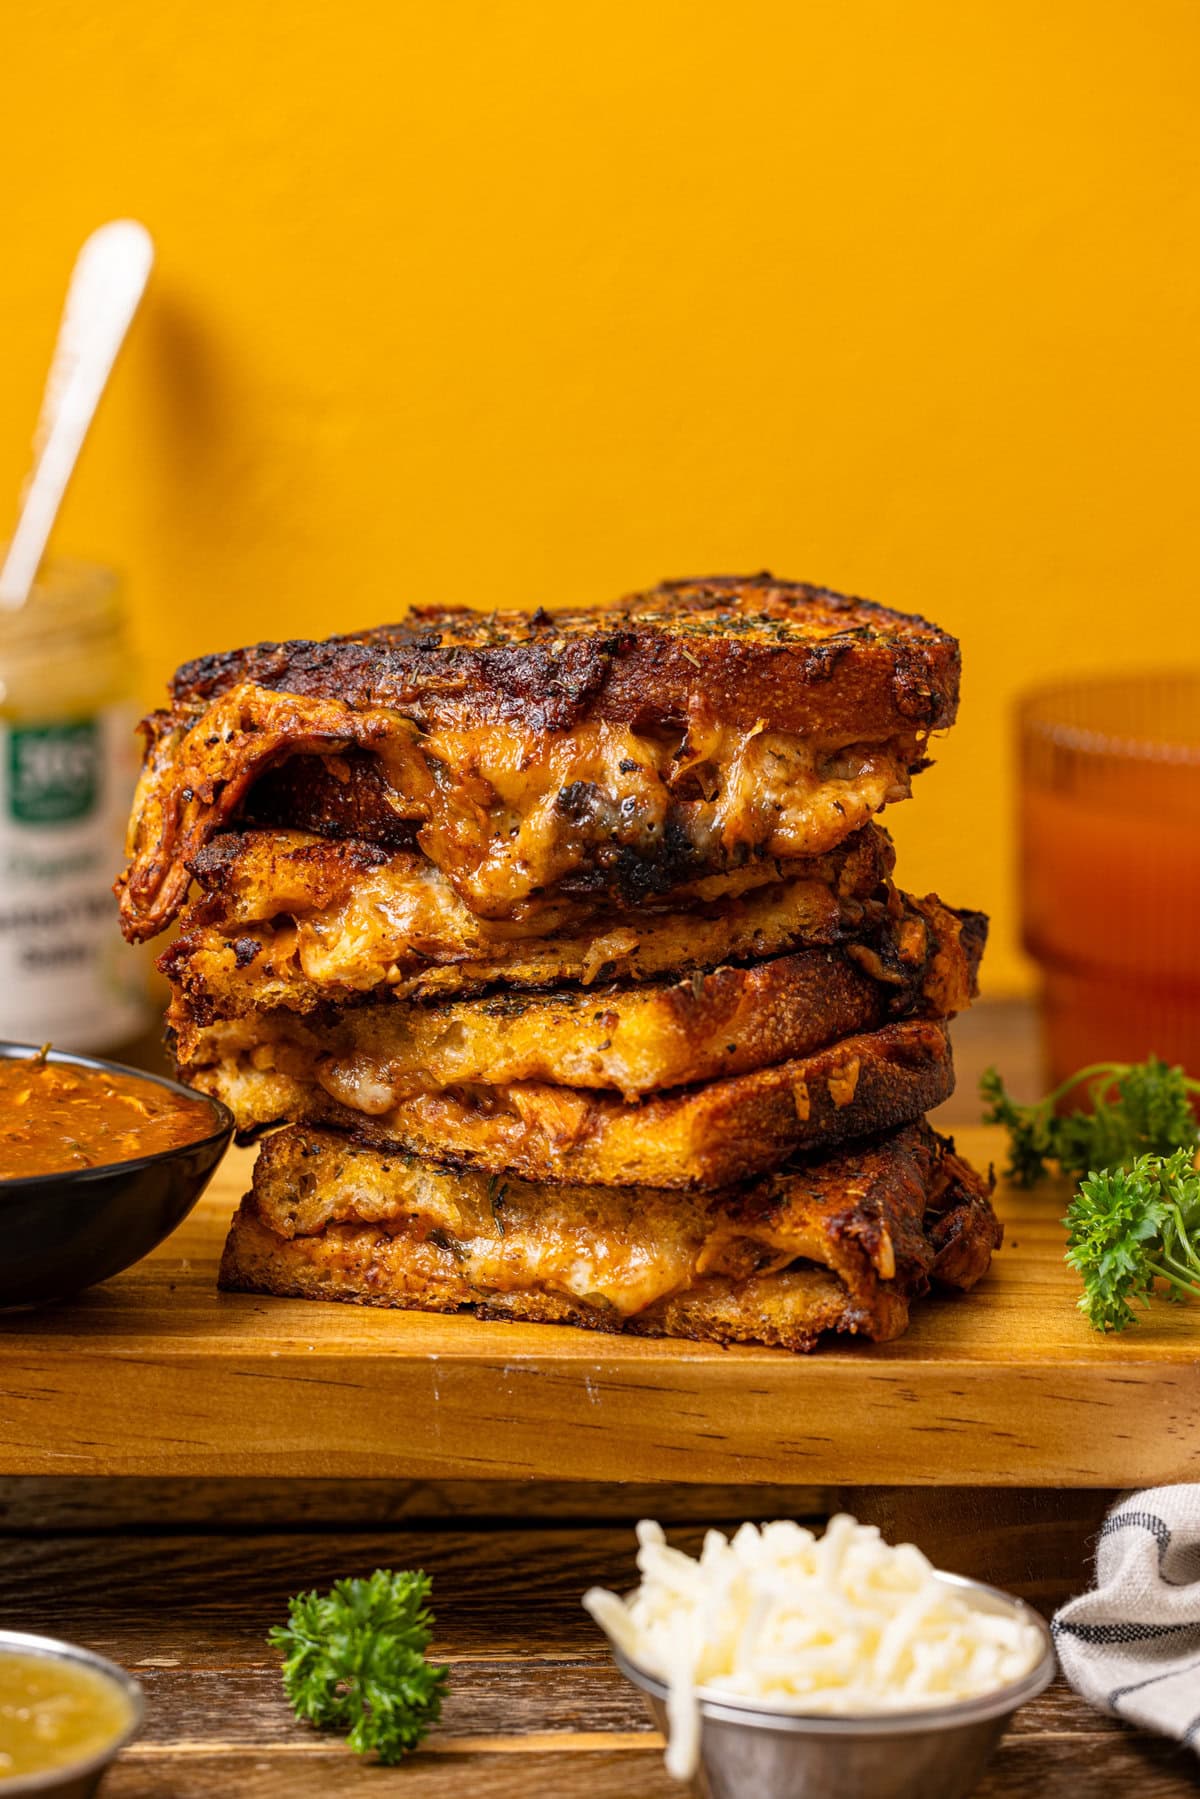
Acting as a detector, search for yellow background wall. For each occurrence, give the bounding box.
[3,2,1198,994]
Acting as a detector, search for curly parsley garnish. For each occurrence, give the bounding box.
[980,1057,1199,1187]
[1066,1149,1200,1332]
[982,1057,1200,1331]
[270,1569,448,1762]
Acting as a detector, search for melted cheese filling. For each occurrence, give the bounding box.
[125,682,917,935]
[252,1153,842,1317]
[388,717,911,916]
[172,920,912,1101]
[194,839,858,999]
[173,870,853,1014]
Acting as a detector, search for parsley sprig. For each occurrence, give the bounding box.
[982,1057,1200,1332]
[270,1569,448,1763]
[1065,1148,1200,1332]
[980,1058,1199,1187]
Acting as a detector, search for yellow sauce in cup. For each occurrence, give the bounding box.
[0,1652,133,1780]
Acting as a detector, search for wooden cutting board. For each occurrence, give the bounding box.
[2,1126,1198,1486]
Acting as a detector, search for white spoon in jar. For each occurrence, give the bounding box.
[0,219,154,611]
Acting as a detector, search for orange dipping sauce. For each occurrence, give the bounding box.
[0,1055,217,1180]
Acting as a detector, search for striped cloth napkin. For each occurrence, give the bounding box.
[1053,1486,1200,1751]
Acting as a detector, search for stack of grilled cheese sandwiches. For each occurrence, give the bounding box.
[118,574,1001,1351]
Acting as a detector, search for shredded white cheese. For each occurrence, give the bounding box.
[582,1514,1045,1781]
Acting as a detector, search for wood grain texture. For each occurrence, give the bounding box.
[0,1503,1112,1636]
[0,1483,1115,1630]
[1,1521,1195,1798]
[95,1742,1200,1799]
[3,1125,1199,1484]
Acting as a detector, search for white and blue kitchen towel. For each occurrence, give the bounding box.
[1053,1486,1200,1752]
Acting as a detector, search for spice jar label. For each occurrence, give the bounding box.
[0,706,150,1050]
[7,720,101,824]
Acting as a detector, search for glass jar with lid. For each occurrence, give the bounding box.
[0,560,152,1052]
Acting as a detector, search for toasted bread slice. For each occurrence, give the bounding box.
[221,1214,912,1350]
[171,896,982,1102]
[162,825,901,1015]
[187,1017,955,1188]
[219,1121,1000,1352]
[118,575,959,942]
[172,574,961,736]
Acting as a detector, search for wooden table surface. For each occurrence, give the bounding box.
[4,1001,1199,1793]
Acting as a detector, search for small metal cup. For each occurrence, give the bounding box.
[0,1630,144,1797]
[612,1574,1056,1799]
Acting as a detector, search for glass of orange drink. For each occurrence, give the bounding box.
[1018,672,1200,1089]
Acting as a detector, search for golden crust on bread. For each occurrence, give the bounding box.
[219,1120,999,1352]
[187,1017,956,1189]
[220,1212,914,1350]
[171,574,961,737]
[170,896,982,1102]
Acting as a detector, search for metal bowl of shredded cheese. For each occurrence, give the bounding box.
[583,1514,1055,1798]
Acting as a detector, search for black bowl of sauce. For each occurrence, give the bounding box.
[0,1043,233,1308]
